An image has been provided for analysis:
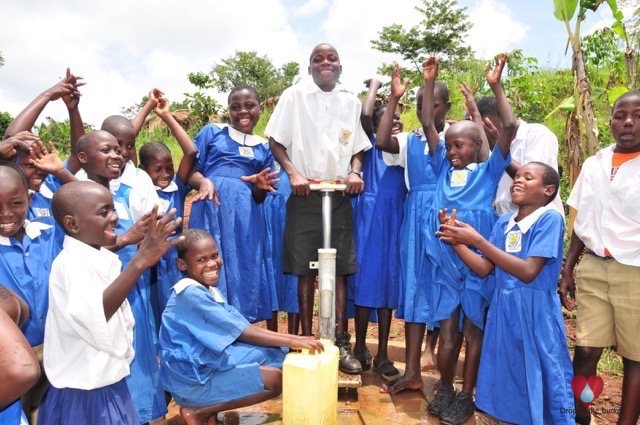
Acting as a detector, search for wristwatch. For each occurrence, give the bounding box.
[349,170,363,178]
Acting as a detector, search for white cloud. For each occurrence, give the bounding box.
[466,0,530,58]
[293,0,330,17]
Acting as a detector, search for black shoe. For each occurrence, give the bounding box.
[335,333,362,374]
[427,384,456,416]
[439,392,476,425]
[355,346,373,372]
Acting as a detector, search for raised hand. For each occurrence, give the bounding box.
[0,132,38,159]
[485,53,508,86]
[364,78,382,91]
[241,167,279,192]
[149,88,163,109]
[391,63,410,99]
[29,140,65,175]
[460,83,479,117]
[61,68,85,110]
[155,96,170,118]
[423,56,438,82]
[137,207,184,269]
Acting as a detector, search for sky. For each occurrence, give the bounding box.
[0,0,630,129]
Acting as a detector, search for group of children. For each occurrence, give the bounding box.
[0,41,638,425]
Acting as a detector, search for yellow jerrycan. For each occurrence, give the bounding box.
[282,339,339,425]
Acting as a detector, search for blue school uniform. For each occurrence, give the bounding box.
[159,278,287,407]
[395,134,440,323]
[0,400,29,425]
[476,207,573,424]
[353,134,406,309]
[424,147,510,329]
[27,170,65,221]
[113,196,167,423]
[0,220,61,347]
[150,176,191,330]
[262,164,297,313]
[189,124,275,322]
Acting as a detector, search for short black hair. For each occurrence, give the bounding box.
[176,228,214,259]
[51,181,108,232]
[416,82,449,104]
[101,115,135,134]
[76,130,116,154]
[477,96,499,119]
[309,43,339,63]
[139,141,172,168]
[0,160,28,193]
[228,85,260,104]
[612,90,640,110]
[529,161,560,205]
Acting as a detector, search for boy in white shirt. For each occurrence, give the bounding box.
[39,181,182,425]
[265,43,371,374]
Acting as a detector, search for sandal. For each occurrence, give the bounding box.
[373,358,400,380]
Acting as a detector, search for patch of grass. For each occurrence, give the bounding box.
[597,347,624,377]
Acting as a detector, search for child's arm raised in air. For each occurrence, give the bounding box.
[421,57,443,156]
[102,207,183,320]
[460,83,490,162]
[0,132,38,159]
[131,88,162,136]
[375,64,408,154]
[64,69,86,174]
[486,54,516,159]
[239,324,324,354]
[269,138,310,197]
[4,68,84,139]
[437,216,547,283]
[0,287,40,409]
[154,95,195,184]
[361,78,382,137]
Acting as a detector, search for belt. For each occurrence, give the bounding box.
[588,250,614,260]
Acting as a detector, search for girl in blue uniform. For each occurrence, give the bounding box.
[76,131,167,423]
[351,78,407,378]
[138,94,212,328]
[377,64,449,394]
[159,229,322,425]
[422,55,515,424]
[437,162,574,425]
[262,164,300,333]
[189,85,278,323]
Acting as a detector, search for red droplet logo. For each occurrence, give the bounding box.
[571,375,604,406]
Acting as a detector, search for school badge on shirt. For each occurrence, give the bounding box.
[450,169,469,187]
[33,208,50,217]
[274,162,281,172]
[239,146,255,158]
[338,128,352,146]
[506,230,522,253]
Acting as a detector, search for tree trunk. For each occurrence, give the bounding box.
[572,47,599,156]
[565,111,582,236]
[625,49,637,90]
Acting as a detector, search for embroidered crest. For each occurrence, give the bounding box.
[274,162,281,172]
[158,199,171,215]
[506,230,522,253]
[33,208,50,217]
[338,128,352,145]
[239,146,255,158]
[450,169,469,187]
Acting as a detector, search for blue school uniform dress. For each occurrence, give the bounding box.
[189,124,275,322]
[0,220,61,347]
[394,134,440,323]
[150,176,191,329]
[113,196,167,423]
[424,147,510,329]
[476,207,574,425]
[0,400,29,425]
[353,134,406,310]
[159,278,287,407]
[262,163,297,314]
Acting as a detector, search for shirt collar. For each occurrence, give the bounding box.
[0,219,52,246]
[61,235,121,274]
[224,125,267,147]
[173,277,226,302]
[505,204,552,234]
[156,180,178,192]
[303,77,338,94]
[450,163,478,172]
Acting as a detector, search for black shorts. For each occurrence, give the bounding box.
[283,192,357,276]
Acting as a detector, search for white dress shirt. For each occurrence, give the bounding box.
[44,236,135,389]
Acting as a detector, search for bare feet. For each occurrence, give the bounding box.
[379,375,423,395]
[180,406,220,425]
[420,349,437,371]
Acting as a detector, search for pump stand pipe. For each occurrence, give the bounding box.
[308,182,346,342]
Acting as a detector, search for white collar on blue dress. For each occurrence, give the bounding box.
[505,204,553,234]
[173,277,226,302]
[0,219,52,246]
[449,163,478,172]
[155,180,178,193]
[218,124,267,147]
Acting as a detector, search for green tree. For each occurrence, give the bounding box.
[371,0,473,79]
[0,112,13,135]
[208,51,300,101]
